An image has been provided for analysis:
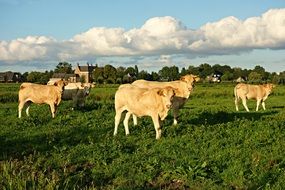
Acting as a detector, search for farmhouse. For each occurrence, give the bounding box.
[49,63,97,83]
[74,63,96,83]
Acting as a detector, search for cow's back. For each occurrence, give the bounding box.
[115,85,161,116]
[132,80,188,98]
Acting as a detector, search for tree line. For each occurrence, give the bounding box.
[21,62,285,84]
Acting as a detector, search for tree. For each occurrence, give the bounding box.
[116,66,126,79]
[22,72,29,82]
[103,64,117,79]
[138,70,150,80]
[198,63,213,79]
[168,66,179,81]
[134,65,139,77]
[221,71,234,81]
[253,65,266,80]
[125,67,136,77]
[188,65,200,76]
[248,71,262,83]
[26,71,51,84]
[151,72,160,81]
[232,67,243,79]
[54,62,73,73]
[158,66,170,81]
[93,67,104,82]
[180,67,188,77]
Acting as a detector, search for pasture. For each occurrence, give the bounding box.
[0,83,285,189]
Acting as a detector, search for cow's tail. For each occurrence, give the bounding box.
[234,85,239,100]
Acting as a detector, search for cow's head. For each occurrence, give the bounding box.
[264,83,276,94]
[180,74,200,92]
[157,86,176,110]
[81,83,92,96]
[54,79,68,92]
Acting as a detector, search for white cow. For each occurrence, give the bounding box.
[62,83,93,108]
[132,74,200,125]
[114,84,176,139]
[18,80,67,118]
[234,83,275,111]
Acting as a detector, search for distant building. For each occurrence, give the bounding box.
[0,71,22,83]
[235,76,247,83]
[48,63,97,84]
[74,63,96,83]
[207,73,221,83]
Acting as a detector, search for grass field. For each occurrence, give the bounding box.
[0,82,285,189]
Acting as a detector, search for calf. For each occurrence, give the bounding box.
[18,80,66,118]
[114,84,176,139]
[234,83,275,112]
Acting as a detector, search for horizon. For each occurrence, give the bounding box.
[1,62,282,75]
[1,0,285,73]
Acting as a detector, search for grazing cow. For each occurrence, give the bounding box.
[234,83,275,112]
[114,84,176,139]
[132,74,200,125]
[18,80,66,118]
[61,83,93,108]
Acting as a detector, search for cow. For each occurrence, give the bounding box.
[234,83,275,112]
[61,83,93,109]
[18,79,67,118]
[48,81,94,109]
[132,74,200,125]
[114,84,176,139]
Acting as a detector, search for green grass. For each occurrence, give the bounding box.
[0,83,285,189]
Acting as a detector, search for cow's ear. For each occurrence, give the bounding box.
[180,76,186,81]
[157,89,166,97]
[194,76,200,82]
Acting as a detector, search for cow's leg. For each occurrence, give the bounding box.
[132,114,137,126]
[256,99,261,111]
[72,97,77,109]
[241,98,249,112]
[49,103,56,118]
[25,101,32,117]
[151,114,161,139]
[114,108,123,136]
[235,96,239,111]
[262,101,266,110]
[172,107,179,125]
[18,101,26,118]
[123,112,131,135]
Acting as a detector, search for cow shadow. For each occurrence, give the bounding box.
[181,110,278,126]
[0,122,112,161]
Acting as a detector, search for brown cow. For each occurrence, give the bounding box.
[234,83,275,112]
[18,80,67,118]
[114,84,176,139]
[132,74,200,125]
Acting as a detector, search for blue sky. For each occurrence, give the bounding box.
[1,0,285,73]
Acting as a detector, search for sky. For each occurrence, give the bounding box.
[1,0,285,73]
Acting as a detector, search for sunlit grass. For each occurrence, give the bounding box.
[0,83,285,189]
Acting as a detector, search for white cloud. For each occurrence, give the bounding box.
[0,36,54,61]
[1,8,285,63]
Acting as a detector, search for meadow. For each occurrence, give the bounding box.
[0,82,285,189]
